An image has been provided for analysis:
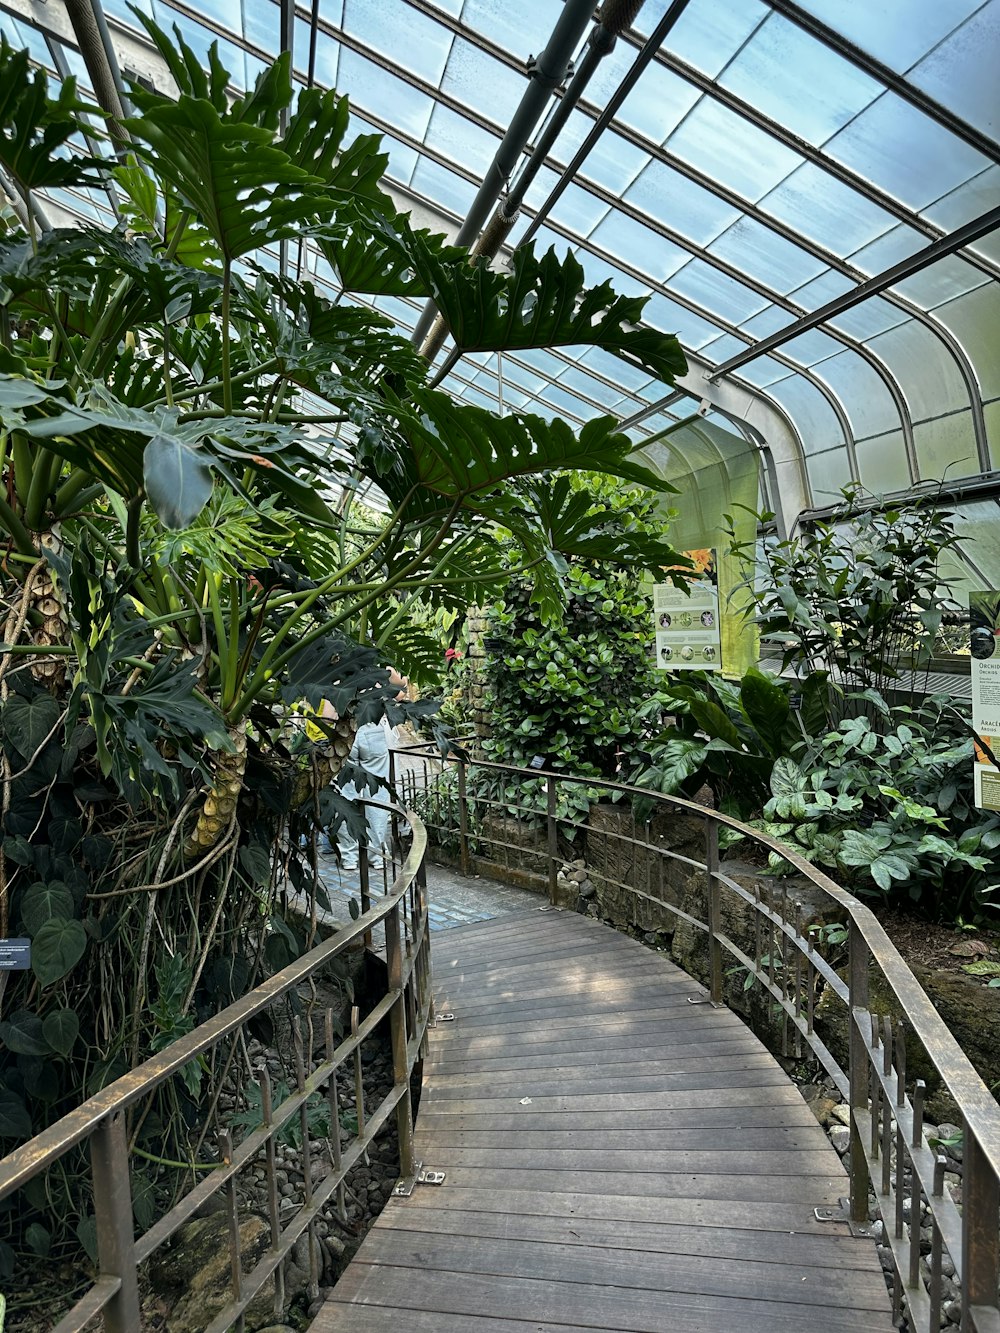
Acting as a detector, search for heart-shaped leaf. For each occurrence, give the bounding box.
[0,1009,48,1055]
[31,917,87,987]
[42,1007,80,1056]
[21,881,75,936]
[2,694,61,760]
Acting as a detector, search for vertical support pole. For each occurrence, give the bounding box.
[961,1129,999,1328]
[546,773,558,906]
[848,918,872,1226]
[705,819,722,1004]
[90,1111,141,1333]
[386,899,415,1180]
[457,756,470,876]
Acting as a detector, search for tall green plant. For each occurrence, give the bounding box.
[0,23,690,1281]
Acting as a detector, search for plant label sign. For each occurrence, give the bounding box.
[653,549,721,672]
[970,591,1000,811]
[0,939,31,971]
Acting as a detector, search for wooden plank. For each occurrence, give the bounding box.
[372,1203,880,1268]
[414,1103,822,1132]
[413,1125,831,1153]
[323,1264,893,1332]
[404,1144,843,1177]
[318,910,891,1333]
[426,1036,764,1075]
[393,1163,846,1204]
[352,1228,891,1310]
[411,1083,808,1116]
[382,1185,847,1234]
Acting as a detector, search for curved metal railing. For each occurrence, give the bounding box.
[0,803,432,1333]
[393,743,1000,1333]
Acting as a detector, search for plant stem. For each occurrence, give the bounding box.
[221,263,233,416]
[0,491,37,556]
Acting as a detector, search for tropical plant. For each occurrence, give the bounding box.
[0,21,689,1281]
[474,481,679,828]
[633,667,829,820]
[730,489,962,717]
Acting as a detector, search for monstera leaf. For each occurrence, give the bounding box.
[407,233,687,383]
[399,390,673,498]
[0,37,102,195]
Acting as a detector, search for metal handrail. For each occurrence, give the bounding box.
[0,804,433,1333]
[393,743,1000,1333]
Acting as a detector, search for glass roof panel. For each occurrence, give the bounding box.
[766,376,847,454]
[342,0,452,86]
[792,0,982,72]
[666,97,804,202]
[805,447,853,504]
[640,293,725,351]
[847,223,927,276]
[893,257,988,311]
[409,155,476,216]
[658,0,769,79]
[458,0,553,55]
[826,93,990,211]
[616,59,701,144]
[589,213,688,282]
[708,218,825,294]
[779,328,846,367]
[624,160,740,247]
[788,270,855,310]
[868,321,971,420]
[440,35,526,127]
[336,46,433,139]
[547,183,612,239]
[567,118,648,195]
[812,352,901,440]
[760,163,898,254]
[827,297,909,342]
[855,434,911,493]
[296,22,338,86]
[908,0,1000,139]
[913,413,979,483]
[930,285,1000,399]
[925,165,1000,232]
[668,260,770,324]
[718,13,882,146]
[739,307,790,340]
[243,0,281,52]
[422,103,498,177]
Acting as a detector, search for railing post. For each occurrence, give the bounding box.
[385,898,415,1181]
[457,755,470,876]
[962,1129,1000,1325]
[848,917,873,1227]
[90,1111,140,1333]
[705,818,723,1004]
[546,773,558,905]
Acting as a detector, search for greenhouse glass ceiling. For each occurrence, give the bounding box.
[1,0,998,538]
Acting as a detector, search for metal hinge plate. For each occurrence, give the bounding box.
[394,1163,446,1197]
[814,1199,876,1238]
[430,1012,455,1028]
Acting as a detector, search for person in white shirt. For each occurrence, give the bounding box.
[334,668,408,871]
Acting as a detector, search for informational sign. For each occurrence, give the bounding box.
[970,591,1000,811]
[653,549,722,672]
[0,938,31,971]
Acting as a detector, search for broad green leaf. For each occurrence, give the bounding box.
[740,668,790,757]
[42,1007,80,1056]
[0,1009,48,1055]
[2,693,61,759]
[0,36,101,194]
[688,698,741,749]
[20,880,75,936]
[24,1223,51,1257]
[143,433,214,529]
[838,827,893,866]
[0,1089,32,1139]
[407,233,687,383]
[31,917,87,987]
[770,756,805,797]
[962,960,1000,977]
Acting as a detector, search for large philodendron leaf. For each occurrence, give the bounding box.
[0,36,102,195]
[316,207,467,298]
[407,233,688,383]
[399,389,675,498]
[125,98,334,264]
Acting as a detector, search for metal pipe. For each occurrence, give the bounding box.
[412,0,600,354]
[63,0,130,154]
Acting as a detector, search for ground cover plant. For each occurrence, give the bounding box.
[0,25,688,1287]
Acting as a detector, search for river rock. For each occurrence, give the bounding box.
[150,1212,278,1332]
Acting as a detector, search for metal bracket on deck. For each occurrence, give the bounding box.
[394,1163,447,1197]
[686,994,719,1008]
[537,905,562,913]
[429,1012,455,1028]
[814,1199,876,1238]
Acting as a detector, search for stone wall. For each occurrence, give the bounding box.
[463,606,491,740]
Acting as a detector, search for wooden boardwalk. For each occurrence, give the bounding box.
[315,908,893,1333]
